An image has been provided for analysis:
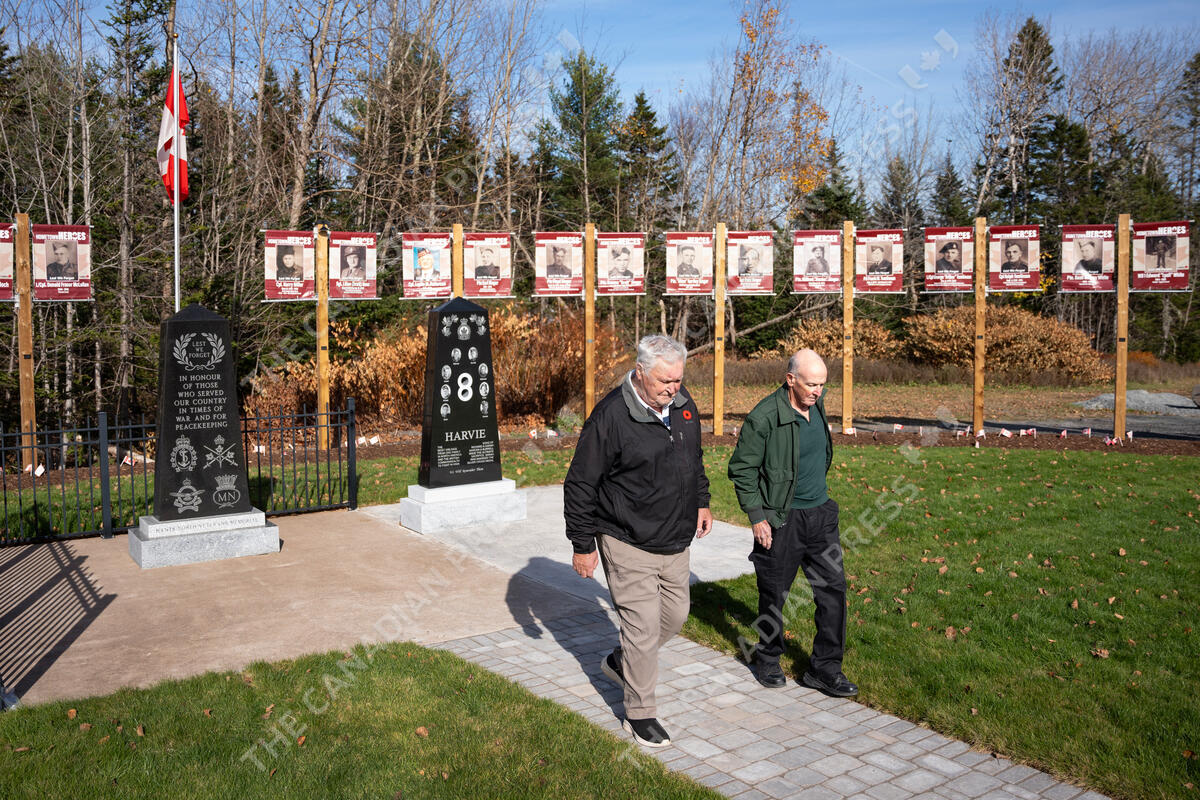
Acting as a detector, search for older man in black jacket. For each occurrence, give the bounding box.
[564,334,713,748]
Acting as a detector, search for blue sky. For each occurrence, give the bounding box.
[539,0,1200,120]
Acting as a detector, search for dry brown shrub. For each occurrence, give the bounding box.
[759,317,902,362]
[904,305,1111,384]
[244,307,620,426]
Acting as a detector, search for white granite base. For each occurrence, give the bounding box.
[398,484,526,534]
[129,510,279,569]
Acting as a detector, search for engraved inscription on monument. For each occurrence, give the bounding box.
[153,305,253,522]
[418,297,502,488]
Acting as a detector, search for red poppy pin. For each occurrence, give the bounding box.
[682,410,693,420]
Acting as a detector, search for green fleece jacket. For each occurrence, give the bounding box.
[727,385,834,529]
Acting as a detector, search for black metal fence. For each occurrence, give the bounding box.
[0,399,357,545]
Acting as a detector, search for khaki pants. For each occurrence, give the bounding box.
[598,534,690,718]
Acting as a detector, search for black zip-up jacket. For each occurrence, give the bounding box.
[564,374,711,555]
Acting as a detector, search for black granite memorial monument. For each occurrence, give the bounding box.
[418,297,503,488]
[153,305,253,521]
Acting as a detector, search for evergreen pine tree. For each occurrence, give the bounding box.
[794,140,865,228]
[930,151,971,226]
[616,91,678,232]
[540,51,623,229]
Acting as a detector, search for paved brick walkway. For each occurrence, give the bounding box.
[435,611,1108,800]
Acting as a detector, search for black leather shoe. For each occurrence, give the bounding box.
[623,717,672,747]
[750,658,787,688]
[801,671,859,697]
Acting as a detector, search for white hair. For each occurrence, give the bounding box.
[636,334,687,370]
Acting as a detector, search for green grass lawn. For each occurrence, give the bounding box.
[0,642,718,800]
[686,445,1200,800]
[3,443,1196,799]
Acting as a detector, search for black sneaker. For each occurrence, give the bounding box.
[623,717,671,747]
[801,671,859,697]
[600,648,626,689]
[750,658,787,688]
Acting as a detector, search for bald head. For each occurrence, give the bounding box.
[785,349,827,412]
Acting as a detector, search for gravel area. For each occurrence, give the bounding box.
[1075,390,1200,417]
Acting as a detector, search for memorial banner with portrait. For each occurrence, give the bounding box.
[922,227,973,293]
[988,225,1040,292]
[0,223,12,301]
[596,232,646,295]
[664,231,714,295]
[1132,221,1190,292]
[463,232,513,298]
[329,231,377,300]
[401,232,453,299]
[726,230,774,295]
[791,230,841,294]
[1060,225,1114,293]
[264,230,315,301]
[855,229,903,293]
[533,231,583,296]
[33,224,92,301]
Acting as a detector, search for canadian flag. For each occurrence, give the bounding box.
[156,67,189,203]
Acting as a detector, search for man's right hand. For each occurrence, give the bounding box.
[752,520,773,550]
[573,549,599,578]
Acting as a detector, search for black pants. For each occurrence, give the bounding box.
[749,498,846,679]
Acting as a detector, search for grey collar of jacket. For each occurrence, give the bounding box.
[621,370,687,423]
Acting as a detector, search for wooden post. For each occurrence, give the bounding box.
[973,217,987,435]
[841,221,854,434]
[1114,213,1130,439]
[451,223,464,298]
[714,223,727,437]
[315,224,330,451]
[15,213,36,471]
[584,222,596,417]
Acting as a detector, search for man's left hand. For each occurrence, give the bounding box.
[696,508,713,538]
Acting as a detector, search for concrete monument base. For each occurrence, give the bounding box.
[398,478,526,534]
[129,509,279,569]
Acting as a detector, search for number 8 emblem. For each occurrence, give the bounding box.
[457,372,474,401]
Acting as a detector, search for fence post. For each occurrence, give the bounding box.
[98,412,112,538]
[1114,213,1130,439]
[584,222,596,417]
[973,217,987,435]
[16,213,36,472]
[315,224,330,452]
[347,398,357,509]
[713,223,727,436]
[841,221,855,434]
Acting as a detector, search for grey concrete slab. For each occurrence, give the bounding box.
[362,485,757,608]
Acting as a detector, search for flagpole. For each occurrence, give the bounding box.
[172,33,180,313]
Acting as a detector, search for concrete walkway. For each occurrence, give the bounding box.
[1,487,1109,799]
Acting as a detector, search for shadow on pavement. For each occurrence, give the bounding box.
[505,556,625,714]
[0,541,116,703]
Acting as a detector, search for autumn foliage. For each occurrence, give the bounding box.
[762,317,903,362]
[244,308,621,426]
[759,306,1111,385]
[904,306,1111,384]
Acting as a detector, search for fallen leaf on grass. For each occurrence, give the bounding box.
[98,736,110,745]
[1118,548,1127,556]
[970,708,978,715]
[415,727,429,738]
[1114,613,1124,620]
[67,709,77,720]
[1071,599,1079,609]
[136,725,144,737]
[1107,597,1116,605]
[269,768,277,778]
[945,627,957,640]
[262,704,275,719]
[14,747,29,752]
[1091,648,1110,658]
[297,735,306,747]
[79,723,92,731]
[938,565,948,575]
[202,709,212,717]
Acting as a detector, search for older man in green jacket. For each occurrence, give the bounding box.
[727,349,856,697]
